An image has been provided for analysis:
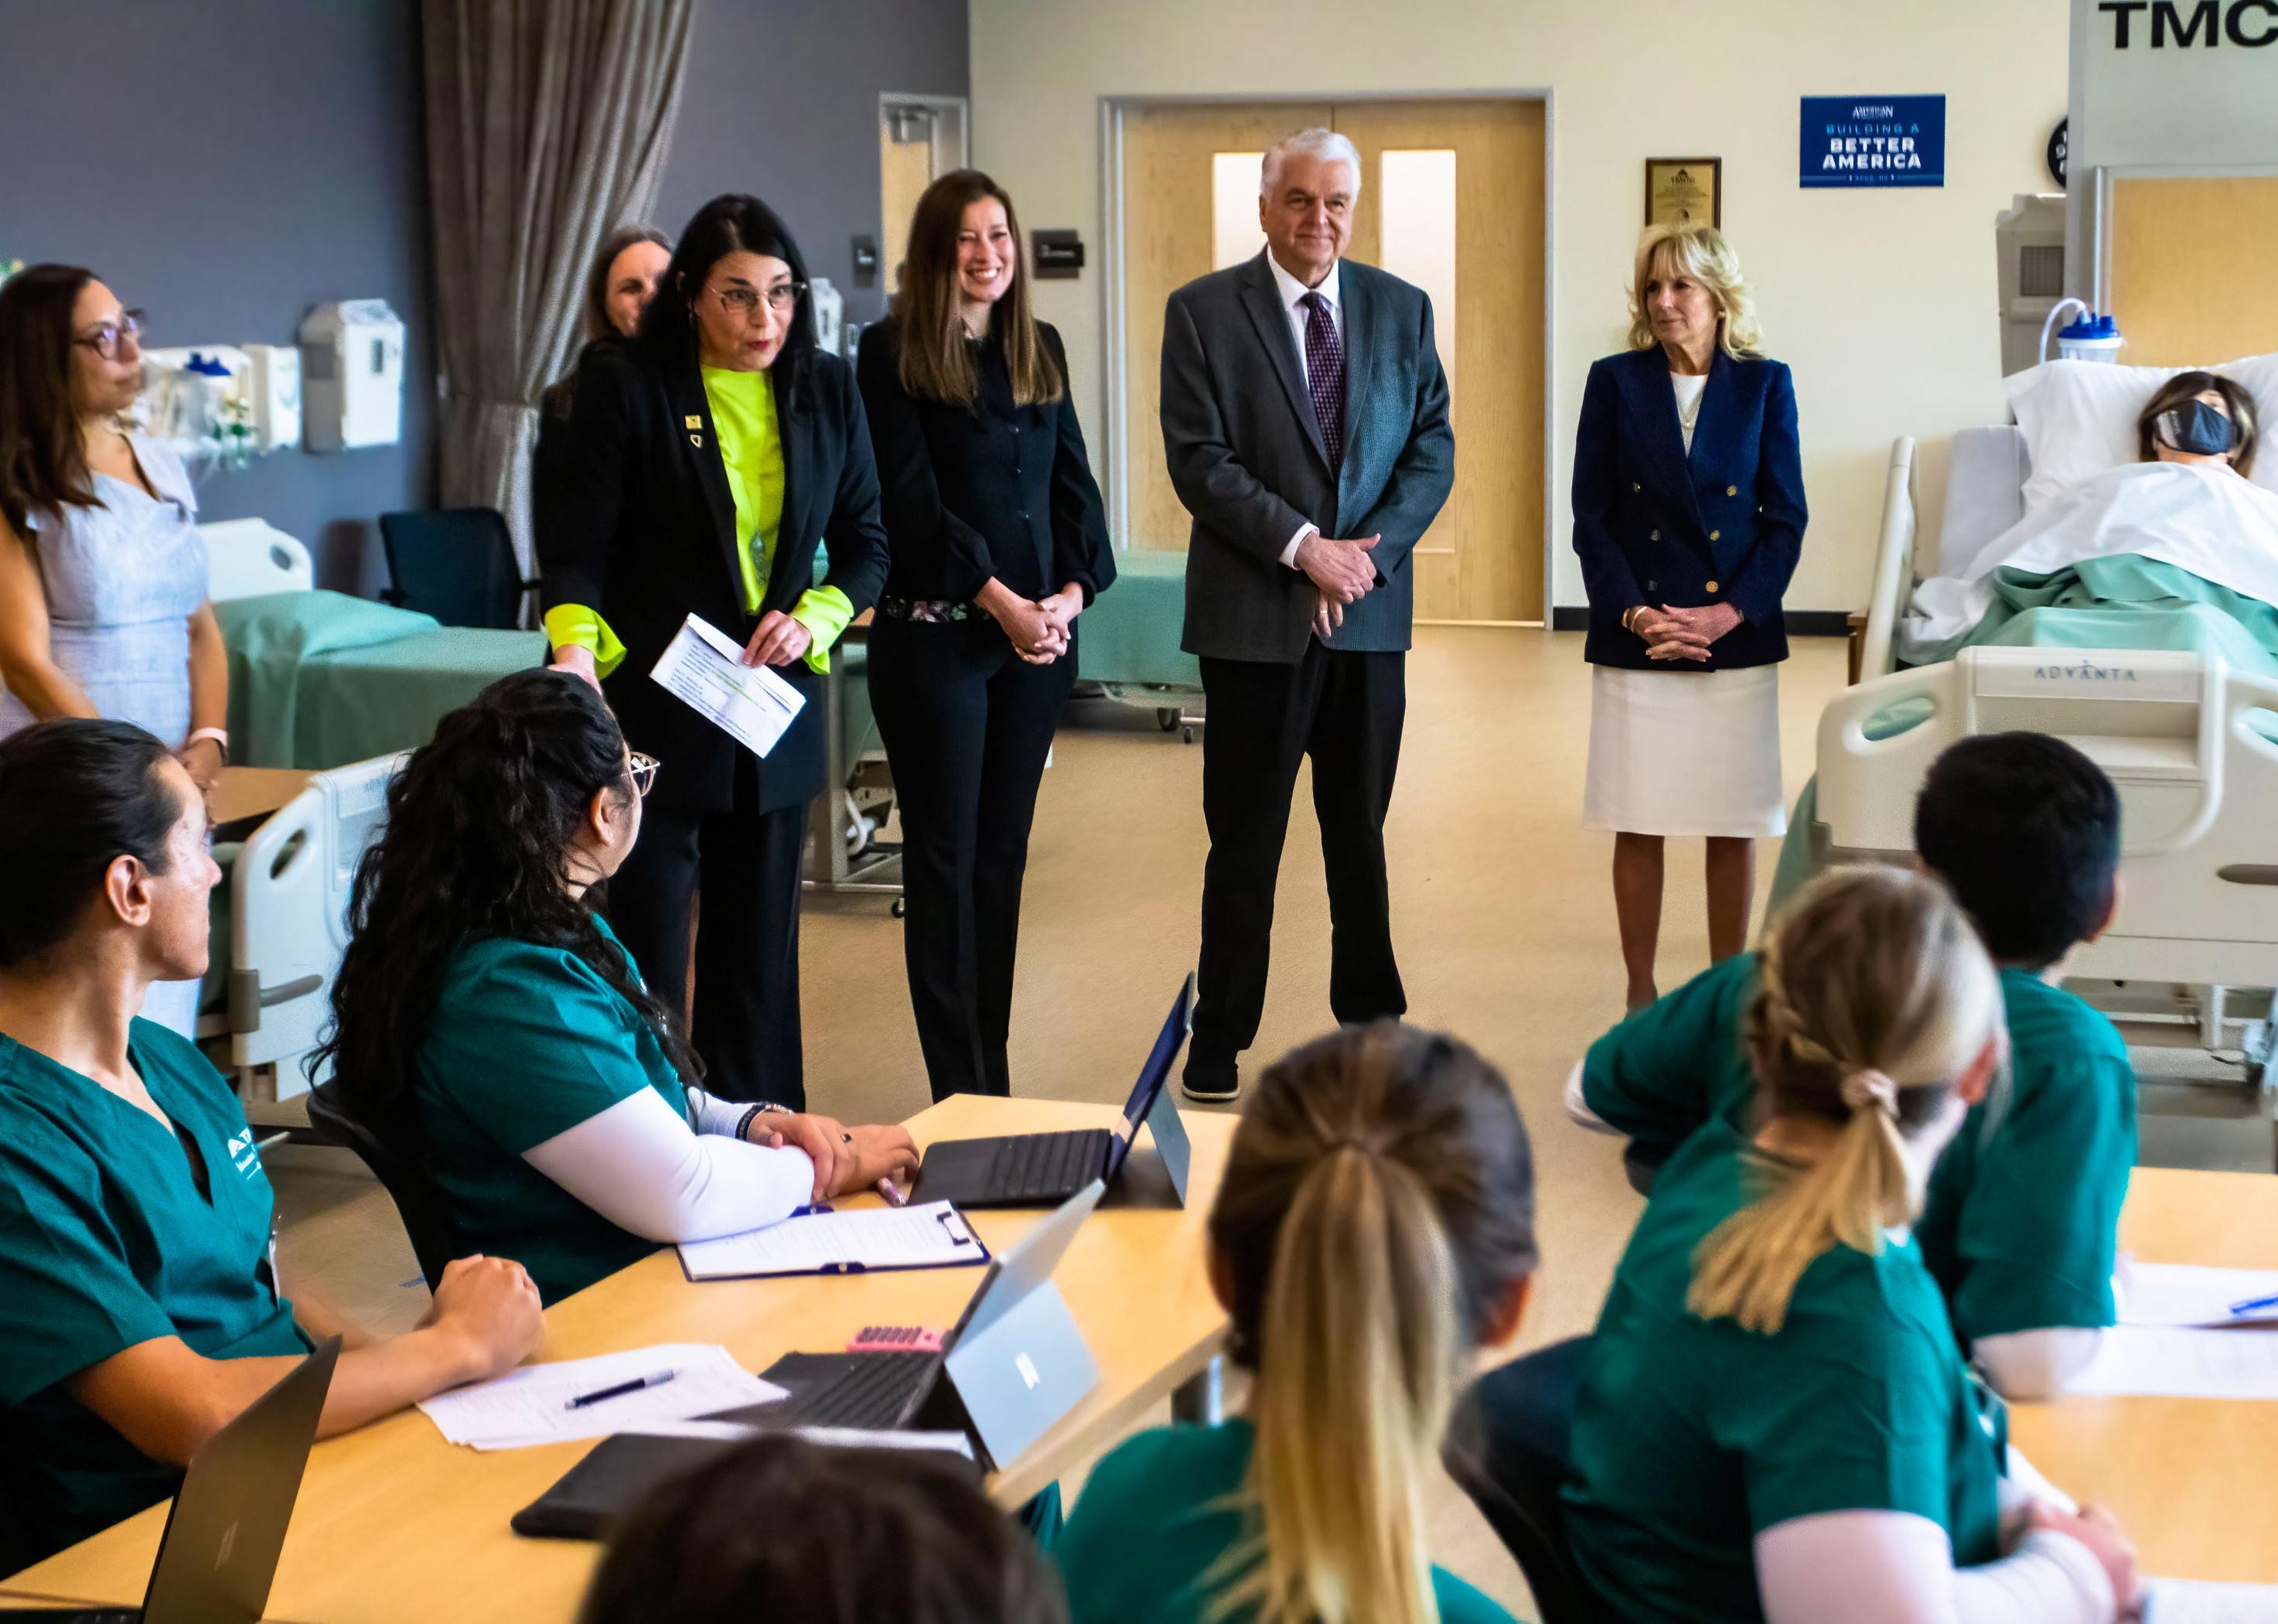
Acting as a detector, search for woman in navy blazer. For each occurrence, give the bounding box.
[1572,223,1806,1009]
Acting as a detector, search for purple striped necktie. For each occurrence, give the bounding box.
[1300,289,1345,473]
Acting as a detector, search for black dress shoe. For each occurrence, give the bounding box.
[1181,1064,1240,1104]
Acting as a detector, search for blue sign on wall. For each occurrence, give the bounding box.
[1800,95,1946,188]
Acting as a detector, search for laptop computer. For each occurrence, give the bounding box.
[910,977,1194,1209]
[1,1338,339,1624]
[705,1178,1105,1472]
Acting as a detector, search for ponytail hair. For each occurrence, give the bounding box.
[314,669,697,1142]
[1207,1023,1538,1624]
[1688,865,2003,1335]
[0,718,180,971]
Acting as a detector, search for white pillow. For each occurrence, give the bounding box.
[2003,353,2278,513]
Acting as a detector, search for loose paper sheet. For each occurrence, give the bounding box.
[417,1343,785,1450]
[2068,1325,2278,1401]
[649,612,805,758]
[2121,1263,2278,1329]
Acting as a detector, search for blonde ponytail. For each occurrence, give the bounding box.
[1688,867,2000,1335]
[1205,1025,1539,1624]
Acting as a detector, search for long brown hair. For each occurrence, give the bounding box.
[0,263,99,535]
[1208,1022,1538,1624]
[2137,369,2259,478]
[582,224,672,345]
[1689,865,2002,1335]
[893,169,1062,408]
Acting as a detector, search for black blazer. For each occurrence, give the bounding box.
[854,317,1115,608]
[535,339,890,814]
[1570,346,1807,671]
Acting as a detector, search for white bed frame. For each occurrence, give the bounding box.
[1823,430,2276,1085]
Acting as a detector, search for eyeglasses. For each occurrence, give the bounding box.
[73,309,145,360]
[628,751,661,797]
[714,282,804,319]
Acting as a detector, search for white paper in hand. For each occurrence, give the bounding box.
[650,613,806,758]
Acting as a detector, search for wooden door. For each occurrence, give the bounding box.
[1120,101,1335,553]
[1119,98,1545,620]
[2109,176,2278,366]
[1337,100,1545,623]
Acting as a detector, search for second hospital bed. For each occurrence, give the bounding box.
[1787,428,2278,1082]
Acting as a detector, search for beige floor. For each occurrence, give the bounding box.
[260,626,2265,1616]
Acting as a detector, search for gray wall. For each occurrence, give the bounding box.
[0,0,431,593]
[656,0,970,329]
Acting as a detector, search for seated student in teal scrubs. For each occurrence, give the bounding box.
[316,669,919,1305]
[1571,732,2134,1397]
[1565,866,2142,1624]
[0,719,544,1574]
[1057,1022,1538,1624]
[579,1433,1069,1624]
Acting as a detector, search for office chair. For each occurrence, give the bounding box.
[304,1079,461,1291]
[378,507,536,629]
[1443,1336,1603,1624]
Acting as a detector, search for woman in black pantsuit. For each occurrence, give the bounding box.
[537,194,889,1107]
[858,170,1116,1100]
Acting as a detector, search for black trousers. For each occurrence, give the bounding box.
[869,616,1075,1100]
[604,756,809,1107]
[1189,643,1407,1085]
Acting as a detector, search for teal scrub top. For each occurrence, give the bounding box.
[0,1020,308,1573]
[1579,954,2137,1344]
[1564,1122,2003,1624]
[412,918,691,1305]
[1056,1419,1519,1624]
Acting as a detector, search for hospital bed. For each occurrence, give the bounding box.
[1077,549,1205,740]
[1811,427,2277,1087]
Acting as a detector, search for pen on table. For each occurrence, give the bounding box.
[875,1178,909,1208]
[2226,1291,2278,1316]
[562,1369,678,1411]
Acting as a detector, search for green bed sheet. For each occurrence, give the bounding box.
[1768,557,2278,914]
[218,591,547,768]
[1078,549,1200,693]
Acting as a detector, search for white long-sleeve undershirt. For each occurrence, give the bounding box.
[1756,1512,2117,1624]
[521,1086,814,1244]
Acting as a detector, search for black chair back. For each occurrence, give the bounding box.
[1444,1336,1604,1624]
[304,1079,459,1291]
[378,507,532,629]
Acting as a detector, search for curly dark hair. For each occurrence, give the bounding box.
[313,668,698,1139]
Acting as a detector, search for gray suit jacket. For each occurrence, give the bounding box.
[1161,250,1454,663]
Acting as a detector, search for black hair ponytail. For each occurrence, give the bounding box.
[0,718,180,971]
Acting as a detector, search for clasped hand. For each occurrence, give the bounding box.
[746,1109,921,1203]
[1298,533,1381,640]
[1637,602,1742,662]
[980,581,1083,664]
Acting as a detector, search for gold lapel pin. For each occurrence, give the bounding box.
[689,432,704,448]
[684,415,701,428]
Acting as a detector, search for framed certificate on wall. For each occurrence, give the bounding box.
[1645,157,1722,228]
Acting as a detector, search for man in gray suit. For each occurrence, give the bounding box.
[1160,126,1455,1101]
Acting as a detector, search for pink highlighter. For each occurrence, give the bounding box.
[846,1325,946,1353]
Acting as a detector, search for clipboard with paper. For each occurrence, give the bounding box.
[677,1200,991,1281]
[649,612,806,757]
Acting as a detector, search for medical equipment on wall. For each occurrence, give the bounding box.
[810,275,846,355]
[2040,297,2126,365]
[1996,193,2067,376]
[299,299,405,450]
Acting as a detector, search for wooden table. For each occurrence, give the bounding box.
[210,766,316,831]
[2008,1166,2278,1585]
[2,1095,1233,1620]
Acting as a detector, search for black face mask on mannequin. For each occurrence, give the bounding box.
[2156,399,2239,458]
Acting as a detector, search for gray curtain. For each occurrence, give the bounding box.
[424,0,696,576]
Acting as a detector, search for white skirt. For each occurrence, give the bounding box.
[1584,665,1786,838]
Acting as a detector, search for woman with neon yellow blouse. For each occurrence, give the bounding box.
[537,194,889,1107]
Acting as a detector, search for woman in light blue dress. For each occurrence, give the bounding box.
[0,266,228,1036]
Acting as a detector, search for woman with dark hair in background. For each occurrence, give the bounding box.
[537,195,890,1107]
[0,265,234,1036]
[319,670,914,1305]
[538,225,673,432]
[0,718,541,1574]
[858,170,1115,1101]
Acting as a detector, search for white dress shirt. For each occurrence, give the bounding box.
[1266,252,1345,567]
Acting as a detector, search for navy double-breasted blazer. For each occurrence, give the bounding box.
[1570,346,1807,671]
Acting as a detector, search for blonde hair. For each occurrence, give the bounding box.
[1207,1024,1537,1624]
[1688,866,2001,1335]
[1628,223,1763,358]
